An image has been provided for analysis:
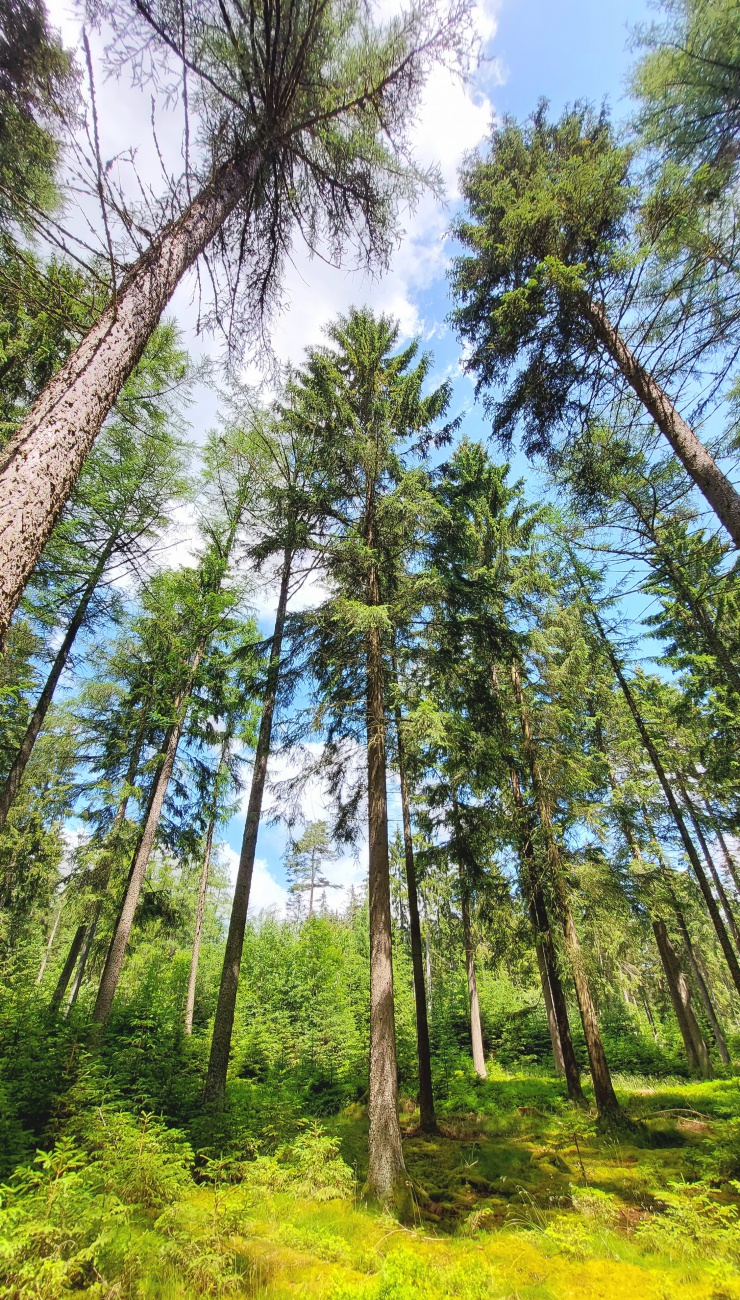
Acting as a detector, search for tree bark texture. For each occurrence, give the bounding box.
[534,939,565,1075]
[364,569,406,1205]
[652,917,711,1076]
[0,156,257,640]
[510,659,620,1118]
[0,538,115,832]
[592,613,740,997]
[184,804,217,1035]
[393,680,437,1132]
[583,296,740,547]
[714,821,740,897]
[205,550,292,1102]
[51,923,87,1010]
[460,881,487,1079]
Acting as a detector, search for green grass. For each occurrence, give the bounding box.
[2,1067,740,1298]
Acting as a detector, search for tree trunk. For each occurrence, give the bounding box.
[590,609,740,997]
[652,916,711,1076]
[510,659,620,1119]
[678,779,740,952]
[460,880,487,1079]
[184,808,217,1036]
[50,923,86,1011]
[36,898,62,983]
[713,820,740,897]
[93,643,204,1025]
[672,903,730,1065]
[535,939,565,1075]
[364,549,406,1206]
[66,900,101,1013]
[205,549,292,1102]
[425,924,433,1018]
[0,536,115,832]
[0,155,258,641]
[392,661,437,1132]
[583,296,740,547]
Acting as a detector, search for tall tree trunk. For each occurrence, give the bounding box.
[511,660,620,1119]
[713,820,740,897]
[652,917,711,1076]
[364,546,406,1206]
[392,659,436,1133]
[672,903,730,1065]
[583,296,740,546]
[460,879,487,1079]
[0,155,259,641]
[488,661,583,1100]
[66,725,147,1013]
[590,609,740,997]
[0,536,116,832]
[36,898,62,983]
[93,644,205,1025]
[205,549,292,1102]
[678,779,740,952]
[50,924,86,1010]
[534,939,565,1075]
[184,808,217,1036]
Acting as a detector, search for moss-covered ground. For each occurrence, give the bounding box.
[3,1067,740,1298]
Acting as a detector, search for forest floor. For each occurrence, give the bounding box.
[3,1066,740,1299]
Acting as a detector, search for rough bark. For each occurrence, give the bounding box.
[0,155,258,640]
[591,611,740,997]
[393,672,437,1132]
[204,550,292,1102]
[51,924,87,1011]
[184,798,218,1035]
[460,880,487,1079]
[583,296,740,547]
[652,917,711,1076]
[0,538,115,832]
[511,659,620,1119]
[714,820,740,897]
[364,546,406,1206]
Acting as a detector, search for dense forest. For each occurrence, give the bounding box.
[2,0,740,1296]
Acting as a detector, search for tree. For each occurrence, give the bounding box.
[450,104,740,546]
[0,324,191,834]
[0,0,472,640]
[285,822,339,919]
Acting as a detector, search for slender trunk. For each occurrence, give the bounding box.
[460,880,487,1079]
[36,899,62,982]
[678,780,740,952]
[0,538,115,832]
[0,155,259,640]
[184,811,216,1036]
[93,646,204,1025]
[652,917,711,1076]
[673,904,730,1065]
[535,939,565,1075]
[66,730,146,1012]
[488,661,583,1099]
[590,610,740,997]
[205,549,292,1102]
[583,296,740,546]
[50,924,86,1010]
[364,546,405,1205]
[714,820,740,897]
[392,659,436,1132]
[66,900,101,1013]
[425,924,433,1018]
[511,660,620,1118]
